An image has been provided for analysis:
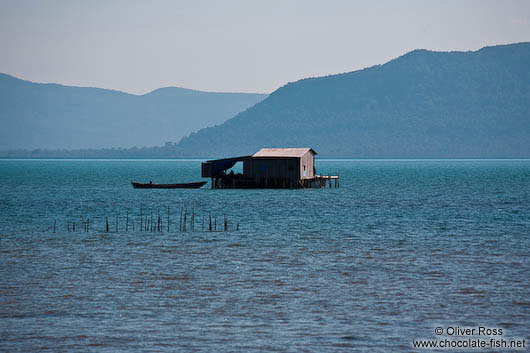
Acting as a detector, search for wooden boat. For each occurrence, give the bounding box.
[131,181,207,189]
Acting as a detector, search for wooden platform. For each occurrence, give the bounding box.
[210,173,339,189]
[313,174,340,188]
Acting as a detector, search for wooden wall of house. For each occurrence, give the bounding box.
[201,162,212,177]
[244,158,300,179]
[299,152,315,179]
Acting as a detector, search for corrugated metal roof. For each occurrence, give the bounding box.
[252,148,317,158]
[206,155,251,163]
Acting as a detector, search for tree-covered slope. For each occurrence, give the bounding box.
[0,74,267,150]
[176,43,530,158]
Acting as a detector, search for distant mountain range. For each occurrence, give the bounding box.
[174,42,530,158]
[1,42,529,158]
[0,73,267,150]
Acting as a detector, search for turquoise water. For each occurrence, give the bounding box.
[1,159,529,352]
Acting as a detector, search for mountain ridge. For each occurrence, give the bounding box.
[173,42,530,158]
[0,73,267,150]
[1,42,529,158]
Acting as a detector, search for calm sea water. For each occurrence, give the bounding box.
[1,159,529,352]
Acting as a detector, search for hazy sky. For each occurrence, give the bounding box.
[1,0,529,94]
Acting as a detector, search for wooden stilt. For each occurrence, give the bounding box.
[191,208,195,232]
[179,207,183,231]
[157,208,161,232]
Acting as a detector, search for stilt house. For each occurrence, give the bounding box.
[202,148,333,189]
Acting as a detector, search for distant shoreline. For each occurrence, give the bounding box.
[1,157,529,161]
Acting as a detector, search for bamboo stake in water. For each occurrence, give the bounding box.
[179,206,183,232]
[126,211,129,232]
[167,206,170,232]
[157,208,161,232]
[53,219,56,233]
[140,206,143,232]
[106,216,109,232]
[224,213,227,232]
[183,211,187,232]
[191,208,195,232]
[209,212,212,232]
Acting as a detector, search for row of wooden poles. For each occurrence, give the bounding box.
[52,206,239,233]
[316,173,340,188]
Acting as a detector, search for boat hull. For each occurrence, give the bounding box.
[131,181,207,189]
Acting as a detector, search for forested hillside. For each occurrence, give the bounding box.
[175,42,530,158]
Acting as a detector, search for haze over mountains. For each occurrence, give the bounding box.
[176,42,530,158]
[1,42,529,158]
[0,73,267,150]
